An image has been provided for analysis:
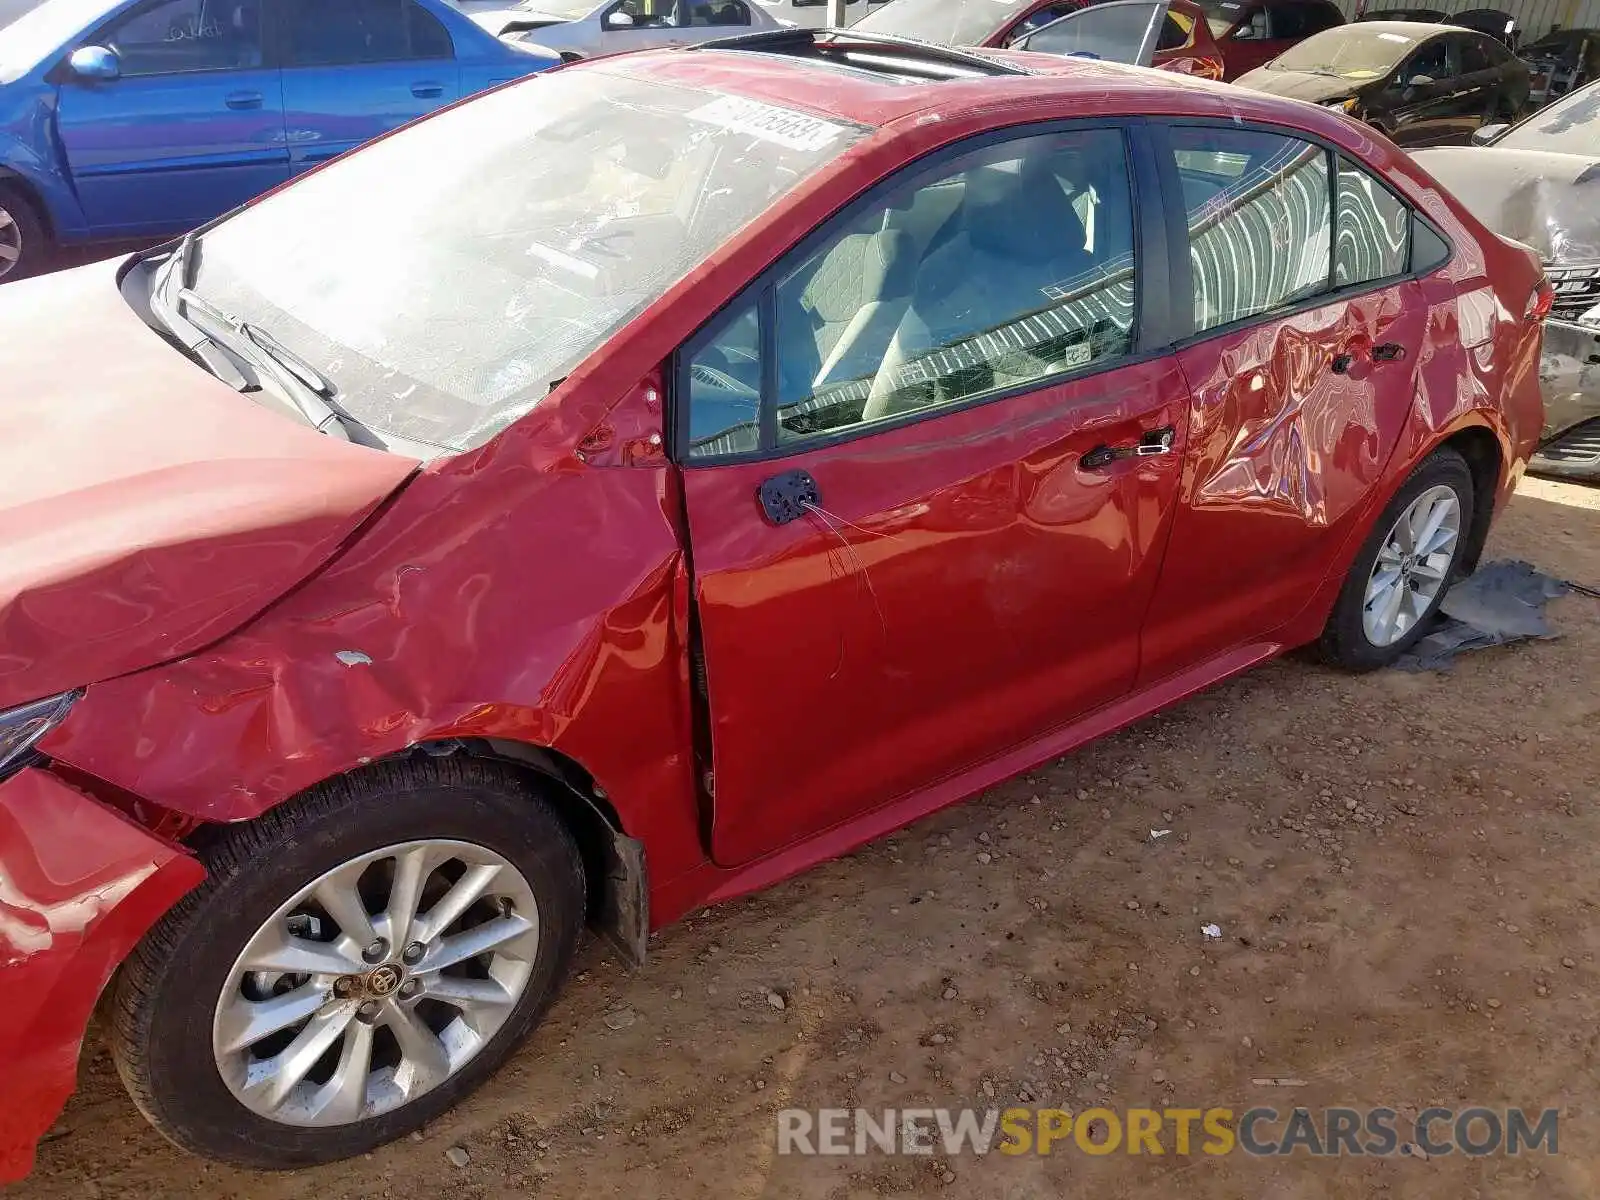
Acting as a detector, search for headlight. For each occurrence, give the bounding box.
[0,690,80,777]
[1323,97,1359,113]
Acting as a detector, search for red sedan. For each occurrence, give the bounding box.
[0,29,1549,1178]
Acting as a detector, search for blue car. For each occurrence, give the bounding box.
[0,0,556,279]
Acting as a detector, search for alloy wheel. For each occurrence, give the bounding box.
[1362,483,1461,647]
[0,204,22,281]
[212,839,540,1127]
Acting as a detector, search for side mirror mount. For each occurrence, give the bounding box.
[1407,73,1433,86]
[604,10,635,27]
[67,45,120,81]
[1472,122,1509,145]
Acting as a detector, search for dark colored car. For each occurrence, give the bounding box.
[1197,0,1344,79]
[1356,7,1446,21]
[0,27,1550,1181]
[852,0,1225,76]
[1450,7,1519,50]
[1522,27,1600,103]
[1416,80,1600,480]
[1237,21,1529,146]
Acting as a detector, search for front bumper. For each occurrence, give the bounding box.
[0,768,204,1183]
[1539,317,1600,443]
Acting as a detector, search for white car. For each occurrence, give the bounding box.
[457,0,796,57]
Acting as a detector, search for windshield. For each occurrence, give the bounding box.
[185,66,866,453]
[0,0,118,82]
[514,0,598,16]
[1270,25,1418,76]
[855,0,1028,47]
[1500,80,1600,155]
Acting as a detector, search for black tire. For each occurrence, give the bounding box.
[1318,447,1474,671]
[110,757,585,1169]
[0,182,50,283]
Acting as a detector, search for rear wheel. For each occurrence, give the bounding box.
[0,183,49,283]
[1319,447,1474,670]
[111,758,585,1169]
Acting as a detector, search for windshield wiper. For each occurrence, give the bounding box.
[174,287,357,441]
[147,234,250,390]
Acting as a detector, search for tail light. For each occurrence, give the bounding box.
[1526,276,1555,322]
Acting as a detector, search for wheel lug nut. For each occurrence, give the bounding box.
[400,980,422,999]
[402,942,425,965]
[362,939,389,964]
[356,1000,382,1021]
[333,976,356,997]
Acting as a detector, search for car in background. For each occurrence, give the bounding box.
[853,0,1226,79]
[1449,7,1519,50]
[1521,27,1600,103]
[465,0,788,52]
[1236,21,1528,145]
[1355,6,1446,21]
[0,26,1550,1182]
[0,0,556,281]
[1415,79,1600,480]
[1197,0,1344,79]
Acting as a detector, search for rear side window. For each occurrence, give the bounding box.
[685,128,1140,457]
[285,0,454,66]
[1270,1,1338,38]
[1170,127,1331,333]
[1335,157,1409,286]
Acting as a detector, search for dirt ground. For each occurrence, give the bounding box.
[12,476,1600,1200]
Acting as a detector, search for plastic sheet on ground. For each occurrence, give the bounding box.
[1393,560,1570,672]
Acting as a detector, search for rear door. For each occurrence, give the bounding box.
[1138,123,1430,683]
[276,0,460,174]
[680,123,1190,866]
[54,0,287,237]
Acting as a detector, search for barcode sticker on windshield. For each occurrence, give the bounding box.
[687,95,848,153]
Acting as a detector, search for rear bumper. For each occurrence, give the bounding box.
[0,768,204,1183]
[1539,317,1600,443]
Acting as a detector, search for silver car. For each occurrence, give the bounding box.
[456,0,794,56]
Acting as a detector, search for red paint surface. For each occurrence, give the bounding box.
[0,263,418,710]
[2,50,1547,1177]
[0,769,204,1183]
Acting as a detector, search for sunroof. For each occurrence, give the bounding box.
[693,29,1037,82]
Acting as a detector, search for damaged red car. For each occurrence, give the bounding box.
[0,29,1549,1178]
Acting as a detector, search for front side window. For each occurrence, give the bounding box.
[1017,0,1167,63]
[1402,36,1451,81]
[187,68,867,451]
[687,128,1137,457]
[1008,2,1083,43]
[1334,158,1408,287]
[104,0,263,75]
[1171,126,1331,332]
[284,0,453,66]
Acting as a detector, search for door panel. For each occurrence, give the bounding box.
[55,0,285,236]
[278,0,461,170]
[680,124,1186,866]
[689,362,1189,866]
[1140,130,1427,683]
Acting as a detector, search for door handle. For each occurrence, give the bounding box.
[1080,425,1176,470]
[225,91,264,110]
[411,83,445,98]
[757,469,820,526]
[1372,341,1407,362]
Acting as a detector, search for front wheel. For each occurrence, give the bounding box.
[110,759,585,1169]
[0,184,50,283]
[1318,447,1474,670]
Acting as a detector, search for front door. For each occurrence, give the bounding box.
[54,0,287,237]
[679,125,1189,866]
[1139,124,1429,683]
[276,0,461,173]
[1384,36,1460,146]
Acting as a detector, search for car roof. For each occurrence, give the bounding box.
[1336,18,1446,37]
[602,33,1334,131]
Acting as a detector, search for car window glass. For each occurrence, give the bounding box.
[1403,37,1449,79]
[605,0,679,28]
[285,0,449,65]
[1335,158,1409,287]
[684,0,751,25]
[1170,126,1332,333]
[1019,2,1163,63]
[1157,12,1189,49]
[1459,36,1491,71]
[1230,7,1268,39]
[1268,4,1309,39]
[104,0,263,75]
[686,128,1138,458]
[1009,1,1083,43]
